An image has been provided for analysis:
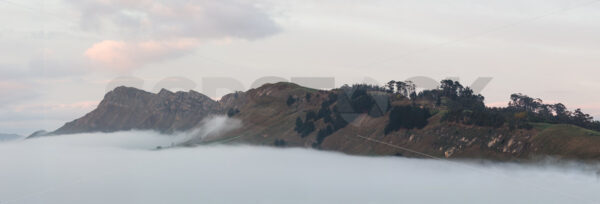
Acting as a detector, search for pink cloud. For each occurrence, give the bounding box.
[74,0,280,71]
[84,39,199,71]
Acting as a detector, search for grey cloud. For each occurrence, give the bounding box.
[68,0,281,69]
[0,56,86,80]
[27,57,87,78]
[68,0,281,40]
[0,57,86,108]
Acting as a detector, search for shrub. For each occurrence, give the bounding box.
[286,95,296,106]
[384,106,431,134]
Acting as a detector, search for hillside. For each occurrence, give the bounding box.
[200,82,600,161]
[44,82,600,161]
[0,133,21,141]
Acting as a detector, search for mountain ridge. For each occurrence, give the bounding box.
[51,86,221,135]
[43,82,600,161]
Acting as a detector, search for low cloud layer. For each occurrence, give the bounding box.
[182,115,242,143]
[70,0,281,70]
[1,131,599,203]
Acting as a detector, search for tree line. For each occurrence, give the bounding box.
[291,79,600,144]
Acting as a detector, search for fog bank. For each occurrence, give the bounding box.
[1,131,599,204]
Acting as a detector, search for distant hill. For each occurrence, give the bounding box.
[0,133,22,142]
[26,130,49,139]
[44,81,600,161]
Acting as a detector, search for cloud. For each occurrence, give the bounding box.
[71,0,281,70]
[1,132,599,203]
[84,39,199,70]
[0,81,37,108]
[27,55,88,78]
[182,115,242,144]
[0,51,87,81]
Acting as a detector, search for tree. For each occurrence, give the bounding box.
[227,108,240,117]
[273,139,287,147]
[573,108,593,126]
[551,103,570,122]
[286,95,296,106]
[386,80,396,93]
[301,121,315,137]
[350,88,375,114]
[395,81,406,96]
[316,125,334,145]
[440,79,463,99]
[509,93,542,112]
[405,81,416,99]
[384,106,431,134]
[294,117,304,132]
[306,110,318,121]
[459,87,473,97]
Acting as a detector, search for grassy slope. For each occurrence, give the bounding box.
[204,82,600,161]
[531,123,600,160]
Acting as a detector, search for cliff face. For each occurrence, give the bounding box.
[49,83,600,161]
[52,86,220,135]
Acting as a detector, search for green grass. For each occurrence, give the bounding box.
[535,123,600,138]
[531,122,553,131]
[531,124,600,159]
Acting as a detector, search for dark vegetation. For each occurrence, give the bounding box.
[418,79,600,131]
[286,95,297,106]
[384,106,431,134]
[293,79,600,144]
[226,108,240,117]
[505,93,600,131]
[273,139,287,147]
[434,79,506,128]
[294,93,349,146]
[339,84,389,117]
[294,116,315,137]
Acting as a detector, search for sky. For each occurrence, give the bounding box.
[1,0,600,135]
[1,125,600,203]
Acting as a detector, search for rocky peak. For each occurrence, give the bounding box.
[51,86,221,135]
[157,88,173,96]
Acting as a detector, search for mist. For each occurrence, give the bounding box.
[181,115,242,145]
[1,121,600,203]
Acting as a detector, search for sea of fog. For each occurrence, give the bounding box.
[1,126,600,203]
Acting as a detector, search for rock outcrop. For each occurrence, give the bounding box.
[52,86,220,135]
